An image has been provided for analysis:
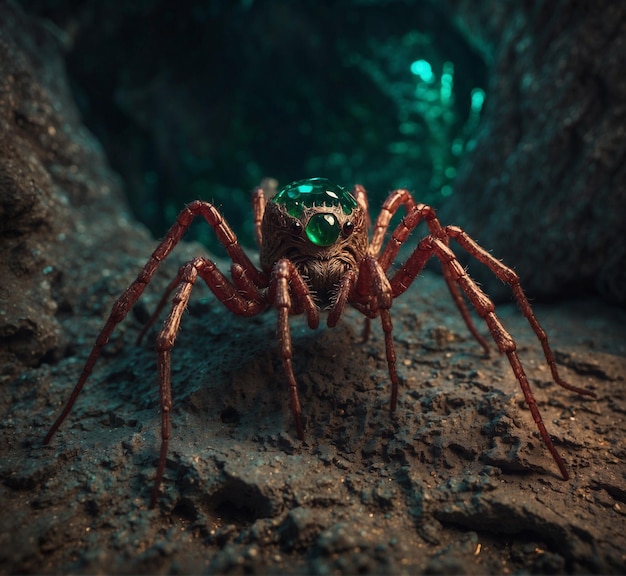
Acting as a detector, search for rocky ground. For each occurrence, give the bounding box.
[1,2,625,573]
[1,249,625,573]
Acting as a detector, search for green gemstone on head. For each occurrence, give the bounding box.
[274,177,357,218]
[305,213,340,246]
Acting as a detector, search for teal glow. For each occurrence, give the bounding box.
[399,121,418,135]
[440,61,454,104]
[441,185,453,197]
[471,88,485,113]
[451,138,464,156]
[389,141,410,154]
[444,166,457,179]
[410,59,434,83]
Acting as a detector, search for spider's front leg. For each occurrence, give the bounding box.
[149,256,267,507]
[43,200,268,507]
[370,188,490,354]
[267,258,319,440]
[44,201,264,445]
[348,255,402,412]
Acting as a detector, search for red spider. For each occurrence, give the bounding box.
[44,177,595,507]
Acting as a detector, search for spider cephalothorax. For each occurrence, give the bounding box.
[260,178,368,305]
[43,177,596,507]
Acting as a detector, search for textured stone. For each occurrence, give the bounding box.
[437,0,626,305]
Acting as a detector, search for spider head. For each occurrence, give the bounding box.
[260,178,368,302]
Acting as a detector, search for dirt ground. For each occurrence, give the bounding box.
[1,249,625,574]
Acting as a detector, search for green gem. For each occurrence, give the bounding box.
[305,213,340,246]
[273,177,357,218]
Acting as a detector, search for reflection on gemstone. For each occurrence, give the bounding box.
[274,177,357,218]
[305,213,340,246]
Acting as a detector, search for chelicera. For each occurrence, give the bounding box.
[44,177,595,507]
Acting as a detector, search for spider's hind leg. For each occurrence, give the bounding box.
[439,256,491,355]
[445,225,596,398]
[393,233,573,478]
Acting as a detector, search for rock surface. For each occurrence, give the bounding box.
[438,0,626,305]
[1,2,626,574]
[2,265,626,573]
[0,1,141,374]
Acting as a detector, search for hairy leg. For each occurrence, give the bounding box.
[44,200,265,445]
[373,193,489,353]
[352,255,400,411]
[146,256,267,506]
[267,258,320,439]
[388,220,595,478]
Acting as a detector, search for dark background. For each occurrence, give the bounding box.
[14,0,626,305]
[18,0,487,251]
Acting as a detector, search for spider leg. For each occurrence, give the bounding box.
[268,258,319,440]
[231,262,266,304]
[252,185,266,248]
[45,200,266,444]
[327,270,356,328]
[137,260,267,346]
[43,267,158,444]
[358,186,416,346]
[137,270,183,345]
[354,186,416,345]
[252,177,278,248]
[352,255,400,411]
[149,256,267,506]
[368,188,416,258]
[390,223,592,479]
[151,260,197,508]
[352,184,372,231]
[376,199,489,353]
[445,226,595,397]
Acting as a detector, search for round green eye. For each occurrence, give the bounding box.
[273,177,357,218]
[305,213,340,246]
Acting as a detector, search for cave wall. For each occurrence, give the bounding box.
[0,1,152,373]
[437,0,626,304]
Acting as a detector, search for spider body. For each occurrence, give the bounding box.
[260,179,368,304]
[43,177,595,507]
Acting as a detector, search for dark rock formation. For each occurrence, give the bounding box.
[437,0,626,305]
[0,2,155,374]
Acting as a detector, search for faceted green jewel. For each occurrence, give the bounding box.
[305,213,340,246]
[273,177,358,219]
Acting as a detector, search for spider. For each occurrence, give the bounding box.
[44,177,595,507]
